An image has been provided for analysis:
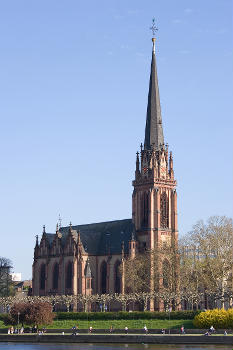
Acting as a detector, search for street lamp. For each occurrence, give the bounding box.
[168,306,172,334]
[17,312,20,334]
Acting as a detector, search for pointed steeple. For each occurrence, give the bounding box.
[144,37,164,150]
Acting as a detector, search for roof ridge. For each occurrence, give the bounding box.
[61,218,131,229]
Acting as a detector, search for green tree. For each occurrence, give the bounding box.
[0,257,13,297]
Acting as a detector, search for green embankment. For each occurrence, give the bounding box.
[48,319,194,329]
[0,311,196,329]
[0,319,194,329]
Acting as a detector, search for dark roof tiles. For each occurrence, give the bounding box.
[44,219,133,255]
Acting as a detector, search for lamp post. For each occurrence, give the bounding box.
[17,312,20,334]
[168,306,172,335]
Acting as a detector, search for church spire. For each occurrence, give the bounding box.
[144,30,164,150]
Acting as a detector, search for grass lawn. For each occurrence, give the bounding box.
[46,319,194,329]
[0,319,194,330]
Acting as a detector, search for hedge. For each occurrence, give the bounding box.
[0,314,11,324]
[55,310,200,321]
[194,309,233,329]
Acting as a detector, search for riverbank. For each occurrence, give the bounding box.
[0,334,233,344]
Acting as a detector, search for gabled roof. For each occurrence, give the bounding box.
[44,219,133,256]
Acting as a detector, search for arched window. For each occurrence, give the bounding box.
[66,261,72,289]
[163,259,170,289]
[160,192,169,228]
[40,264,46,290]
[53,263,59,290]
[114,261,121,293]
[141,192,149,227]
[100,261,107,294]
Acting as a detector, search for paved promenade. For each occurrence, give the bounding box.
[0,334,233,344]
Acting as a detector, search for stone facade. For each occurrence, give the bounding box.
[32,37,179,311]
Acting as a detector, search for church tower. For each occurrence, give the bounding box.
[132,35,179,310]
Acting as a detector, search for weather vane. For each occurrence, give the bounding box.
[150,18,158,37]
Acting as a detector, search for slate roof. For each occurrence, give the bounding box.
[144,41,164,150]
[45,233,56,245]
[45,219,134,256]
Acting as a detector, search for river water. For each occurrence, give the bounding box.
[0,344,232,350]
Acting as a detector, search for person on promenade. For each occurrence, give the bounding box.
[161,329,165,334]
[144,325,148,335]
[180,325,185,334]
[224,330,227,336]
[110,325,113,333]
[209,325,215,333]
[89,326,93,333]
[125,326,128,334]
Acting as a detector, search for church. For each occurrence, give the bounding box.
[32,34,179,311]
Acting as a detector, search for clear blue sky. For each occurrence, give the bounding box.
[0,0,232,279]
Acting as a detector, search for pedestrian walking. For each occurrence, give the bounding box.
[125,326,128,334]
[180,325,185,334]
[144,325,148,334]
[209,325,215,333]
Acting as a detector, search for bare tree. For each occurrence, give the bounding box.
[180,216,233,309]
[121,243,180,310]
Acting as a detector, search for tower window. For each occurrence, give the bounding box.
[160,192,169,228]
[141,192,149,227]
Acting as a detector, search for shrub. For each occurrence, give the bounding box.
[227,308,233,328]
[9,302,29,326]
[194,309,229,329]
[25,301,54,327]
[0,313,12,325]
[8,301,54,328]
[55,310,199,321]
